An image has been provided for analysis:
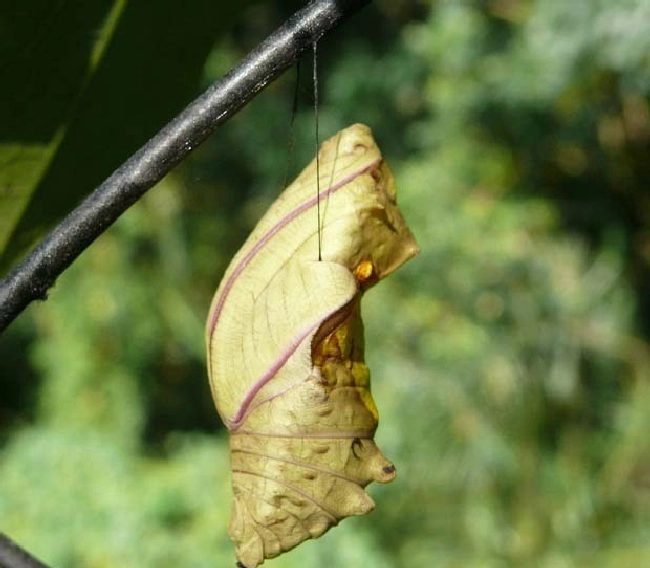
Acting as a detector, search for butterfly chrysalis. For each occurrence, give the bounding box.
[206,123,419,567]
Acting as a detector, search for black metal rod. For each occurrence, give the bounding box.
[0,533,52,568]
[0,0,371,333]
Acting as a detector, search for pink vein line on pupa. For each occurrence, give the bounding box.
[227,318,320,431]
[233,372,312,426]
[206,157,381,375]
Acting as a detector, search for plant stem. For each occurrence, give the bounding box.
[0,0,370,333]
[0,533,52,568]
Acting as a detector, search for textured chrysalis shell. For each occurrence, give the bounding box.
[206,123,419,567]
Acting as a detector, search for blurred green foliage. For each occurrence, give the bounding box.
[0,0,252,268]
[1,1,650,567]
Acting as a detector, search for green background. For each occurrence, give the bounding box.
[1,1,649,567]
